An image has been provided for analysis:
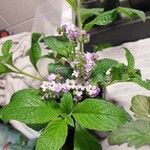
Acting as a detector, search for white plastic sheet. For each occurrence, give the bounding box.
[32,0,74,35]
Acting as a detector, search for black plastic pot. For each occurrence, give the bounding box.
[103,0,120,11]
[129,0,150,12]
[85,12,150,51]
[82,0,101,8]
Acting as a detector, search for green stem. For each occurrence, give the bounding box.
[77,0,84,53]
[12,65,43,81]
[77,0,82,29]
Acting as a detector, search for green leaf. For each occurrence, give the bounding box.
[1,40,13,56]
[131,75,150,90]
[118,7,146,22]
[36,118,68,150]
[110,63,128,81]
[80,8,104,23]
[91,58,118,85]
[108,119,150,148]
[42,36,74,57]
[64,116,74,127]
[73,99,128,131]
[29,33,42,70]
[48,63,73,78]
[93,43,112,51]
[0,63,13,75]
[67,0,77,11]
[0,53,13,65]
[1,89,60,124]
[74,124,101,150]
[84,9,118,31]
[130,95,150,119]
[125,48,135,74]
[60,92,73,115]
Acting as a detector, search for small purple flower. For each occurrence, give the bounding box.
[47,74,57,82]
[62,84,70,92]
[64,24,79,41]
[54,83,62,93]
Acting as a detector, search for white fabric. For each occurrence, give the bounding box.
[32,0,74,35]
[98,38,150,150]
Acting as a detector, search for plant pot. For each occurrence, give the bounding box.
[103,0,120,11]
[82,0,101,8]
[129,0,150,11]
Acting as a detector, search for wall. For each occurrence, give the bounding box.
[0,0,46,34]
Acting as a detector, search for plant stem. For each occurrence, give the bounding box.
[77,0,84,53]
[12,65,43,81]
[77,0,82,29]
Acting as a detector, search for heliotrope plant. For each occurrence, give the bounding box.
[0,0,150,149]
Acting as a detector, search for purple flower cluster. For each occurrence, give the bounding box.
[40,74,100,101]
[71,52,99,79]
[57,24,90,44]
[84,52,98,78]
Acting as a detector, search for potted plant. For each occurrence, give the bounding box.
[129,0,150,12]
[0,0,149,149]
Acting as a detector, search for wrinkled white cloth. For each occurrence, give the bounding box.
[98,38,150,150]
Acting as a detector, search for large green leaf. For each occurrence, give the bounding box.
[74,124,101,150]
[0,63,13,75]
[91,58,118,85]
[108,119,150,148]
[67,0,77,11]
[36,118,68,150]
[84,9,118,31]
[42,36,74,57]
[60,92,73,115]
[29,33,42,70]
[1,89,60,124]
[118,7,146,22]
[1,40,13,56]
[73,99,128,131]
[80,8,104,23]
[48,63,73,78]
[130,95,150,119]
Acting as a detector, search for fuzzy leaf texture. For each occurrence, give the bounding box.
[1,89,60,124]
[36,118,68,150]
[131,74,150,90]
[29,33,42,70]
[60,92,73,115]
[130,95,150,119]
[0,63,13,75]
[42,36,74,57]
[125,48,135,74]
[108,119,150,148]
[91,58,118,85]
[73,99,128,131]
[74,124,101,150]
[1,40,13,56]
[48,63,73,79]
